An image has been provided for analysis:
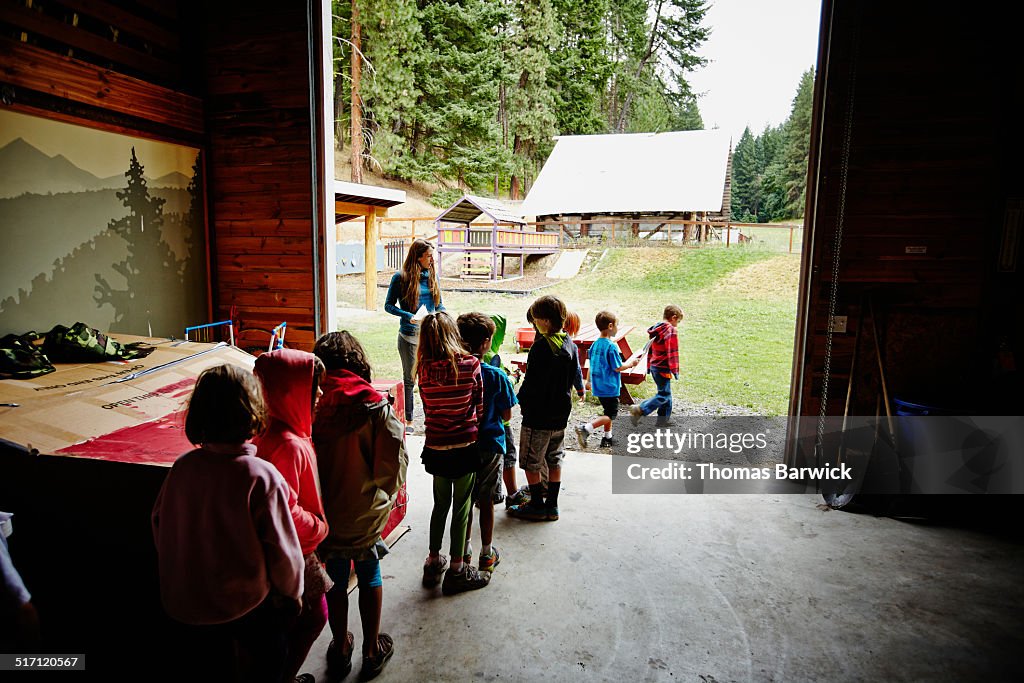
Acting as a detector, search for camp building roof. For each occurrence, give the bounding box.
[436,194,526,225]
[519,130,731,217]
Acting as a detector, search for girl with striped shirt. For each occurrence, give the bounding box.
[416,312,491,595]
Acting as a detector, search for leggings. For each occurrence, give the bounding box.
[429,472,475,557]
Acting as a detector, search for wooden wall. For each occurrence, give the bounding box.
[202,0,326,352]
[793,1,1024,428]
[0,1,203,143]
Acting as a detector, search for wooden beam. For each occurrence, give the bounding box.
[57,0,181,52]
[0,37,202,134]
[365,211,378,310]
[335,200,372,216]
[0,3,178,82]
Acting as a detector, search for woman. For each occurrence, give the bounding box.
[384,238,444,432]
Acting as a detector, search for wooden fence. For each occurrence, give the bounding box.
[375,217,805,254]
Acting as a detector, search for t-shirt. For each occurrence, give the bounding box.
[588,336,624,398]
[478,362,517,454]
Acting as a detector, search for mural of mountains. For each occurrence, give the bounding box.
[0,138,189,198]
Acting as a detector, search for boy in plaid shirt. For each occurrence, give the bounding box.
[630,305,683,427]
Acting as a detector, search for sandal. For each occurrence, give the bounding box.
[359,633,394,681]
[326,631,355,679]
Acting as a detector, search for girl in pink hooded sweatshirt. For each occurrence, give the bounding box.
[254,349,331,683]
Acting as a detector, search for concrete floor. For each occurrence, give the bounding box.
[298,436,1024,682]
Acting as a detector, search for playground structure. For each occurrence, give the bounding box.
[435,195,561,280]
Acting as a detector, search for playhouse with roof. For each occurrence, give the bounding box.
[435,194,561,280]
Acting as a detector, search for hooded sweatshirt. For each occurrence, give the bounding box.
[518,332,582,430]
[253,349,328,556]
[313,370,407,559]
[646,321,679,378]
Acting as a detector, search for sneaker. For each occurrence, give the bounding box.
[546,505,560,521]
[463,544,473,566]
[359,633,394,680]
[441,565,491,595]
[575,423,590,449]
[629,404,644,427]
[599,436,616,448]
[504,488,529,509]
[422,555,449,588]
[326,631,354,679]
[479,546,501,573]
[404,423,414,435]
[507,501,550,521]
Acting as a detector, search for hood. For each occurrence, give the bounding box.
[538,330,570,356]
[254,348,317,438]
[648,321,672,342]
[315,369,387,432]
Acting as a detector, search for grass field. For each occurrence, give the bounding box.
[336,245,800,415]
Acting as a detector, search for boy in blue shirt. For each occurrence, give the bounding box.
[457,312,517,572]
[576,311,639,449]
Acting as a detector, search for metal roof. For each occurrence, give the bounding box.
[334,179,406,223]
[436,194,526,225]
[519,130,731,217]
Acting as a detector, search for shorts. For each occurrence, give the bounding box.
[473,448,502,502]
[325,556,382,590]
[598,396,619,419]
[502,423,517,470]
[518,426,565,473]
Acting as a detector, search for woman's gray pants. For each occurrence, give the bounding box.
[397,334,417,422]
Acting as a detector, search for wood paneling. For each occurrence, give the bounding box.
[203,1,323,352]
[794,0,1022,424]
[0,37,202,134]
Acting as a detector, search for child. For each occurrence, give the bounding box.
[576,311,640,448]
[457,312,517,573]
[417,312,491,595]
[152,364,303,683]
[508,295,584,522]
[630,305,684,427]
[312,332,407,681]
[480,315,525,509]
[252,349,330,683]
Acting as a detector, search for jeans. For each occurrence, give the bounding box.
[639,370,672,417]
[397,334,417,422]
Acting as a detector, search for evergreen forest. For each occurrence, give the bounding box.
[333,0,812,219]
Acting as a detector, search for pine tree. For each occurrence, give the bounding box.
[779,67,815,217]
[359,0,421,178]
[410,0,506,191]
[507,0,559,198]
[94,148,186,336]
[549,0,611,135]
[730,127,759,222]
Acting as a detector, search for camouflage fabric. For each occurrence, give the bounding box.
[0,332,55,379]
[42,322,155,363]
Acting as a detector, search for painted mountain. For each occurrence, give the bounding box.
[0,137,190,199]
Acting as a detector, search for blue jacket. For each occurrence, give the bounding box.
[384,270,444,336]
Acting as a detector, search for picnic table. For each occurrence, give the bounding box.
[511,323,647,404]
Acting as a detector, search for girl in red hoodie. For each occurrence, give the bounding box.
[253,349,331,683]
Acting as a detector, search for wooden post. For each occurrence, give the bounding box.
[610,220,616,244]
[667,220,672,244]
[411,219,417,241]
[726,219,731,248]
[364,211,377,310]
[789,225,795,253]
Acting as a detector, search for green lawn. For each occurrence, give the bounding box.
[336,246,800,415]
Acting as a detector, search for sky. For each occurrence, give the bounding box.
[687,0,823,143]
[0,109,197,179]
